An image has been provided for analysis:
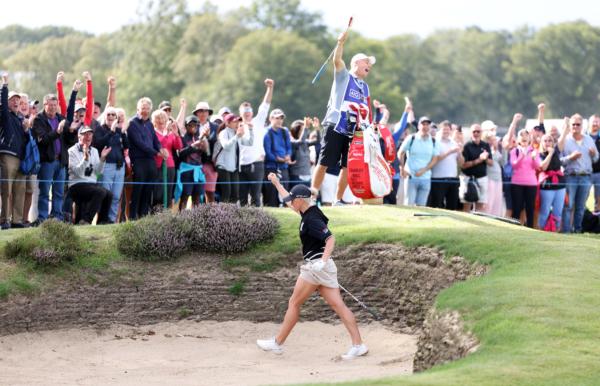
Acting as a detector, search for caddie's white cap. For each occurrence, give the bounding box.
[351,53,376,67]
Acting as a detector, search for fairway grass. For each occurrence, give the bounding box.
[1,206,599,385]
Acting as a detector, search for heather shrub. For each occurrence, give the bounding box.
[114,211,193,261]
[4,219,83,266]
[115,204,279,260]
[181,204,279,254]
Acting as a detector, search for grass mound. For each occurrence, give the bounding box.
[4,219,83,266]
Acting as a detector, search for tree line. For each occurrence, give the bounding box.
[2,0,600,127]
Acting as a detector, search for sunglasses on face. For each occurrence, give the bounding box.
[572,123,581,127]
[472,130,481,134]
[106,113,117,117]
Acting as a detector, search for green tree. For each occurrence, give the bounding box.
[207,28,328,121]
[112,0,190,112]
[174,12,249,103]
[509,21,600,117]
[240,0,329,49]
[5,35,89,100]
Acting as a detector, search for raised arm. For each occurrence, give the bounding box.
[557,117,570,153]
[267,172,296,211]
[82,71,93,126]
[333,30,348,72]
[503,113,522,149]
[107,76,116,107]
[56,71,67,116]
[263,78,274,105]
[175,98,187,136]
[537,103,545,125]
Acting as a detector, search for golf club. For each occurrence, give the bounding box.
[320,269,382,320]
[311,16,353,85]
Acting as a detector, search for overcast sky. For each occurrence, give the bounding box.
[1,0,598,39]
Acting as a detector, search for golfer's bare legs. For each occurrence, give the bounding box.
[311,164,327,192]
[336,167,348,201]
[319,285,362,345]
[275,277,319,345]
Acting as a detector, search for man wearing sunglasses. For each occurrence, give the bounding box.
[460,123,493,212]
[560,114,599,233]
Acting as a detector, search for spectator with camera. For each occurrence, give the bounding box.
[263,109,293,207]
[67,126,113,225]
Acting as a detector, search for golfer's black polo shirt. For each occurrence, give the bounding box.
[299,206,332,261]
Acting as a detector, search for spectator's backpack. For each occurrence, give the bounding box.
[582,209,600,233]
[463,176,480,203]
[20,131,41,176]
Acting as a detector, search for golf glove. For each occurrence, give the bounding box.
[311,259,326,272]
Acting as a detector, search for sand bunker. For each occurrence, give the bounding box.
[0,320,416,386]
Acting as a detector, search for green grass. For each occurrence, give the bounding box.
[1,207,599,384]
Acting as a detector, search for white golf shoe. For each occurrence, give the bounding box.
[341,343,369,360]
[256,337,283,354]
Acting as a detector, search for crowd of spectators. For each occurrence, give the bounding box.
[0,71,599,234]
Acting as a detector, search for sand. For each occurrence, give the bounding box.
[0,320,416,386]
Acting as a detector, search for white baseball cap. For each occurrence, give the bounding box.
[351,53,376,67]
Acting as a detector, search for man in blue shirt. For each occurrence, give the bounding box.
[398,116,440,206]
[263,109,292,207]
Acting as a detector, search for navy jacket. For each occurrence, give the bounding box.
[0,85,28,158]
[93,124,129,167]
[127,116,161,161]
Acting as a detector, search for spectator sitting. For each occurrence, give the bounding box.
[67,126,113,225]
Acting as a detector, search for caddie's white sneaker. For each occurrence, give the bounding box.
[256,337,283,354]
[341,343,368,360]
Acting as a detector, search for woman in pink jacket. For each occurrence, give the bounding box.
[510,129,540,227]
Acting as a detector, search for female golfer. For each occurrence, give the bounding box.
[256,173,368,360]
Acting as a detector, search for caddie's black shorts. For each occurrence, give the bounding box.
[318,125,352,169]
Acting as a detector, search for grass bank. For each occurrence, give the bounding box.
[1,206,599,385]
